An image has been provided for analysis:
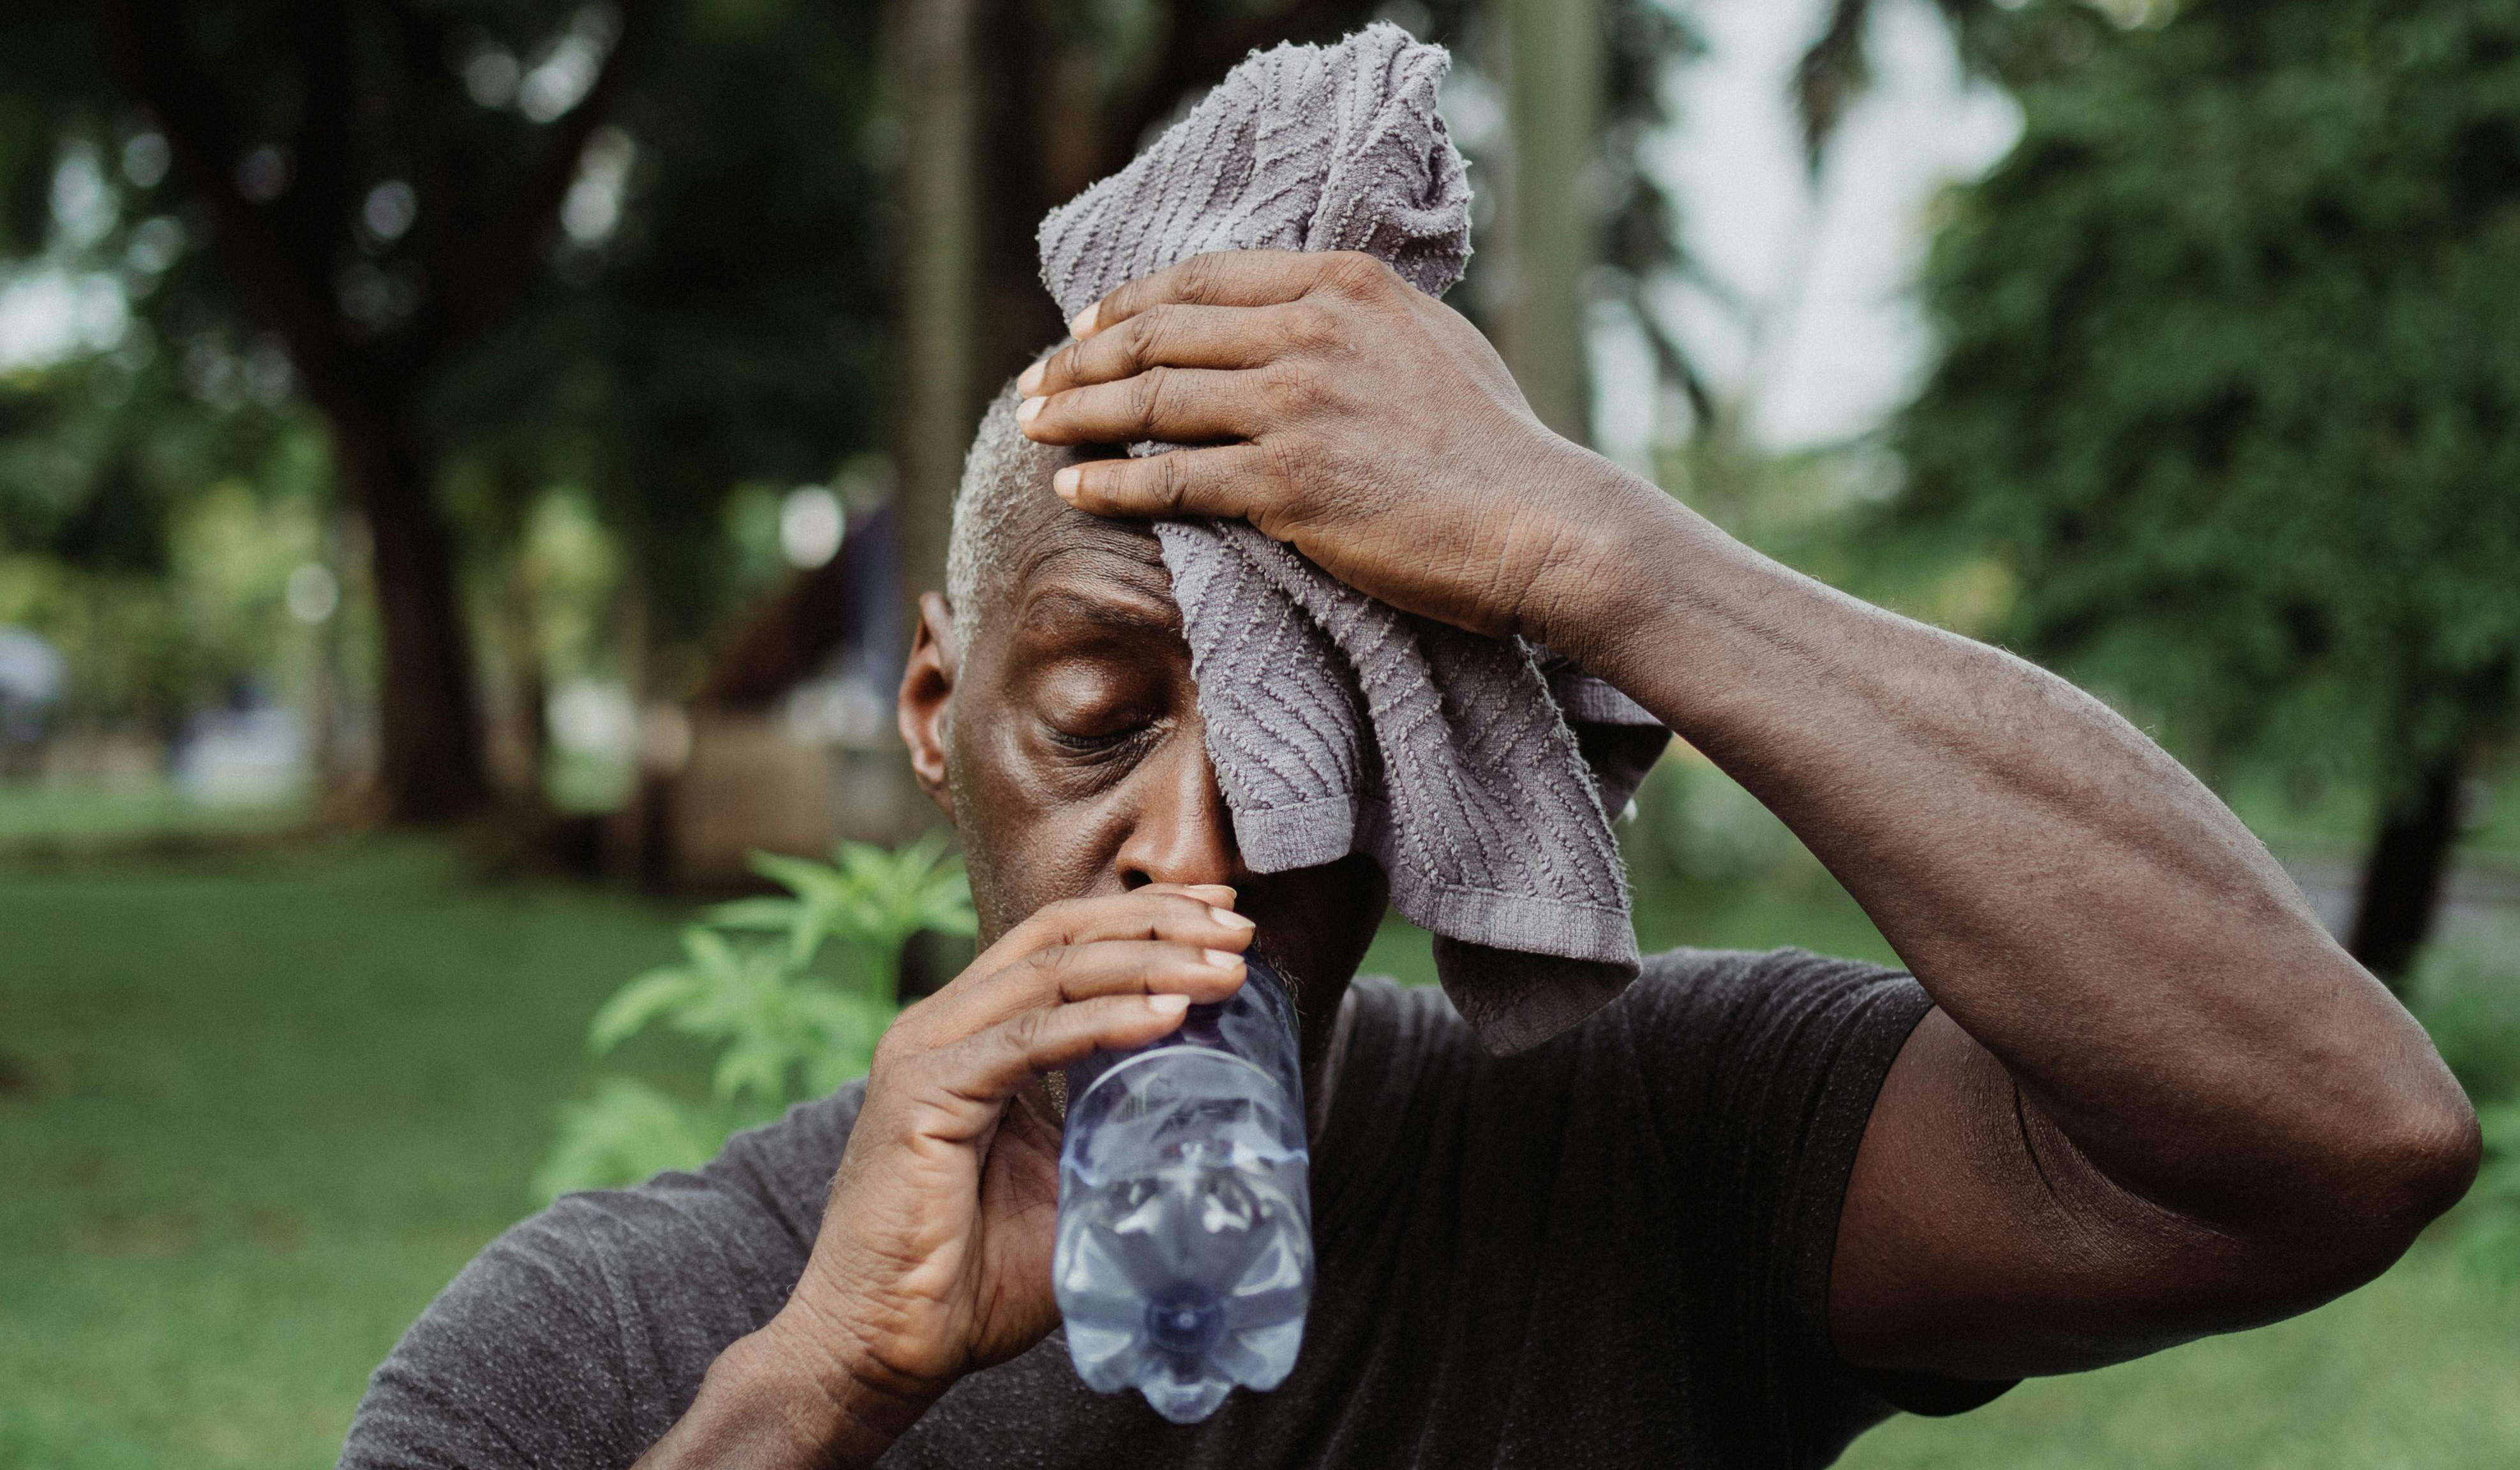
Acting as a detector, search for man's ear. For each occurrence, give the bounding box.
[897,591,961,816]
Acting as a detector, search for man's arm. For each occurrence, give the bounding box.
[1570,514,2475,1379]
[1015,249,2480,1381]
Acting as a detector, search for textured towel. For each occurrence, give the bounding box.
[1036,23,1668,1056]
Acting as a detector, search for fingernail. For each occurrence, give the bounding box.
[1015,395,1043,425]
[1209,908,1255,931]
[1015,361,1044,395]
[1052,466,1080,499]
[1070,303,1100,337]
[1148,992,1191,1016]
[1186,883,1237,903]
[1203,949,1244,971]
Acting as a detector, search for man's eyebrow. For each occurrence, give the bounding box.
[1013,585,1182,640]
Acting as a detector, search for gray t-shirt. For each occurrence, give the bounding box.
[341,947,2004,1469]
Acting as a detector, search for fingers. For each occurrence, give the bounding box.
[1018,302,1313,398]
[978,885,1247,970]
[1016,365,1258,447]
[1049,444,1275,522]
[900,886,1252,1042]
[912,994,1196,1121]
[1068,250,1391,339]
[945,939,1245,1039]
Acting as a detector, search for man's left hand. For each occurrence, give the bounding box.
[1013,249,1667,663]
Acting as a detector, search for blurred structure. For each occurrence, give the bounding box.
[0,626,66,777]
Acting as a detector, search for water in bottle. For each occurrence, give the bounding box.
[1053,954,1313,1423]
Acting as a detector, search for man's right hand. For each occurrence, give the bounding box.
[636,885,1254,1469]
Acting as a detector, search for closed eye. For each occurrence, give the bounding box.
[1042,721,1158,757]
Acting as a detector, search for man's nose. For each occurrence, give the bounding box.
[1114,724,1245,891]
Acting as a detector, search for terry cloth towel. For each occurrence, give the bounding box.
[1036,22,1669,1056]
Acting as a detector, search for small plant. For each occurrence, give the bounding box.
[534,833,978,1201]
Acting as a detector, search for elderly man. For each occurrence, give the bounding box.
[342,253,2477,1469]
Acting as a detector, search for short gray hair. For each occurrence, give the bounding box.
[944,381,1081,663]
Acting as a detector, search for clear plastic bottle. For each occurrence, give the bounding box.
[1053,954,1313,1423]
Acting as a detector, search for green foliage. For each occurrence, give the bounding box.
[533,1078,755,1210]
[1623,753,1808,887]
[1894,0,2520,796]
[534,835,976,1201]
[710,832,979,984]
[2406,919,2520,1285]
[2461,1101,2520,1288]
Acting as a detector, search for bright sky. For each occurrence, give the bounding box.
[1595,0,2022,456]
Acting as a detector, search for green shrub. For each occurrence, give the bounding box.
[533,833,977,1201]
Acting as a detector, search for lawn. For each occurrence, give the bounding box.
[2,837,2515,1468]
[0,841,687,1469]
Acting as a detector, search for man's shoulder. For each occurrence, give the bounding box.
[1629,943,1918,1019]
[339,1087,865,1470]
[1354,945,1919,1055]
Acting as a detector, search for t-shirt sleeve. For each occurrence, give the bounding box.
[1611,947,2011,1437]
[338,1092,857,1470]
[339,1194,660,1470]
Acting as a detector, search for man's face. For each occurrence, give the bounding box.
[898,500,1387,1060]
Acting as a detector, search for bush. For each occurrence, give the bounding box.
[533,834,977,1200]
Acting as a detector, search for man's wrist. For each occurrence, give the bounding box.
[637,1309,941,1470]
[1514,444,1707,676]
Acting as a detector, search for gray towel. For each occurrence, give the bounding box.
[1036,23,1668,1056]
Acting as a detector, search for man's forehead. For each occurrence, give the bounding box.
[1007,503,1181,639]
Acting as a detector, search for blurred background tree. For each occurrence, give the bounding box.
[1890,0,2520,985]
[0,0,1708,843]
[1,1,674,821]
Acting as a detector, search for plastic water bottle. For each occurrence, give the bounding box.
[1053,954,1313,1423]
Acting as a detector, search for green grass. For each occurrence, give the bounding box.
[2,837,2515,1468]
[0,778,309,855]
[1839,1240,2520,1469]
[0,842,689,1469]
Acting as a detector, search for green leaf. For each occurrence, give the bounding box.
[705,896,801,931]
[712,1035,796,1107]
[533,1080,749,1202]
[682,926,743,978]
[587,968,708,1055]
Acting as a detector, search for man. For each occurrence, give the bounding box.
[343,252,2477,1469]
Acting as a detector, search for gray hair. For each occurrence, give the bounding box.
[944,380,1080,664]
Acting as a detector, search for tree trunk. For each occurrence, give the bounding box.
[1496,0,1602,444]
[892,0,983,624]
[332,411,492,824]
[2347,753,2465,989]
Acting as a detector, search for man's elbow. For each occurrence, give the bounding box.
[2364,1078,2483,1235]
[2290,1070,2481,1287]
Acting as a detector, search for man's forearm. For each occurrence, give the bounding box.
[1558,475,2468,1232]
